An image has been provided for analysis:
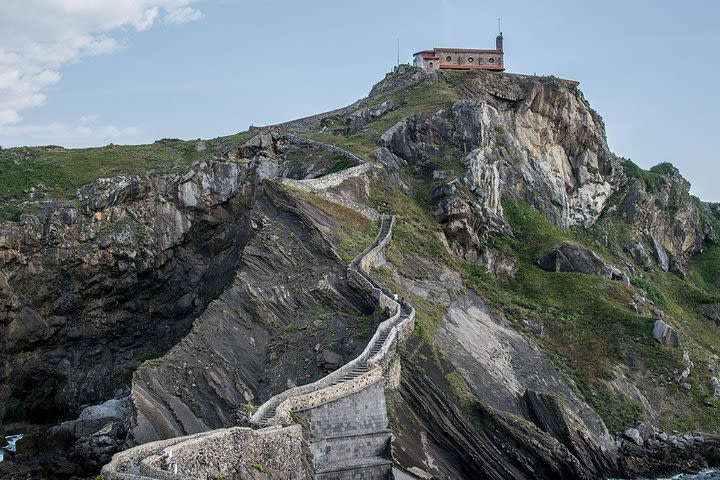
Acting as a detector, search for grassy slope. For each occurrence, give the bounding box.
[0,132,255,221]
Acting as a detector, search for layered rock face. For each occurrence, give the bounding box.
[130,181,375,443]
[0,161,255,428]
[0,134,376,476]
[613,168,717,262]
[3,67,720,479]
[378,73,623,263]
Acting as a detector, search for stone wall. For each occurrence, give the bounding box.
[278,163,380,220]
[148,425,305,480]
[102,425,305,479]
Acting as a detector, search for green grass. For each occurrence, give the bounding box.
[303,71,462,160]
[0,131,258,221]
[458,199,720,432]
[281,185,375,263]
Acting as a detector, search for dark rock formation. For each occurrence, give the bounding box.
[537,243,629,283]
[624,241,654,270]
[538,243,606,274]
[617,423,720,479]
[390,337,619,479]
[700,304,720,326]
[0,134,375,477]
[129,182,375,444]
[615,173,717,262]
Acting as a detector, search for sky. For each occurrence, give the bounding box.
[1,0,719,201]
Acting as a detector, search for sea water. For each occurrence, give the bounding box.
[657,469,720,479]
[612,470,720,480]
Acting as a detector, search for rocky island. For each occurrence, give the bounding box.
[1,66,720,479]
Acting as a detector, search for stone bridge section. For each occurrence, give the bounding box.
[103,215,415,480]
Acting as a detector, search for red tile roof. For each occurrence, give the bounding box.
[434,48,501,54]
[438,64,505,71]
[413,48,502,56]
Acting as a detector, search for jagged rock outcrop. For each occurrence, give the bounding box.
[4,66,720,480]
[617,423,720,478]
[378,73,624,263]
[391,336,619,480]
[0,159,255,429]
[700,303,720,325]
[614,168,717,261]
[341,100,396,135]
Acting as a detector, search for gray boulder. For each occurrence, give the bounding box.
[623,428,644,446]
[344,99,396,135]
[537,244,605,274]
[370,147,407,172]
[711,377,720,397]
[76,175,145,212]
[537,244,630,285]
[652,320,681,347]
[700,304,720,326]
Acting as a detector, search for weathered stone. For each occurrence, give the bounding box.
[648,235,669,271]
[538,243,605,274]
[624,242,653,271]
[623,428,644,446]
[344,99,396,135]
[77,175,145,212]
[370,147,407,171]
[634,422,655,443]
[652,320,681,347]
[669,258,687,279]
[522,319,544,336]
[711,377,720,397]
[700,304,720,326]
[317,349,343,371]
[596,234,609,247]
[602,264,631,285]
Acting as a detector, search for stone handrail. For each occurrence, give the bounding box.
[250,214,405,426]
[279,162,376,191]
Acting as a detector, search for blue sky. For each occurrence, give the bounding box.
[1,0,719,201]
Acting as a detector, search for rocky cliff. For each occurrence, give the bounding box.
[1,66,720,479]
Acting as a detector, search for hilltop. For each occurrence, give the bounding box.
[1,66,720,478]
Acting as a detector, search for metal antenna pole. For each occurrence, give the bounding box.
[498,18,501,35]
[397,38,400,66]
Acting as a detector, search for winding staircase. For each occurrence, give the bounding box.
[102,214,415,479]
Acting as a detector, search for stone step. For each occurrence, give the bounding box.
[314,456,393,475]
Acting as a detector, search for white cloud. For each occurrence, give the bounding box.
[0,1,203,129]
[0,115,141,146]
[165,7,204,24]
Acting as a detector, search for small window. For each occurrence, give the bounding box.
[429,62,434,68]
[489,57,495,63]
[468,57,474,63]
[446,55,452,62]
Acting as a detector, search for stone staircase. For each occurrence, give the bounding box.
[103,213,415,480]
